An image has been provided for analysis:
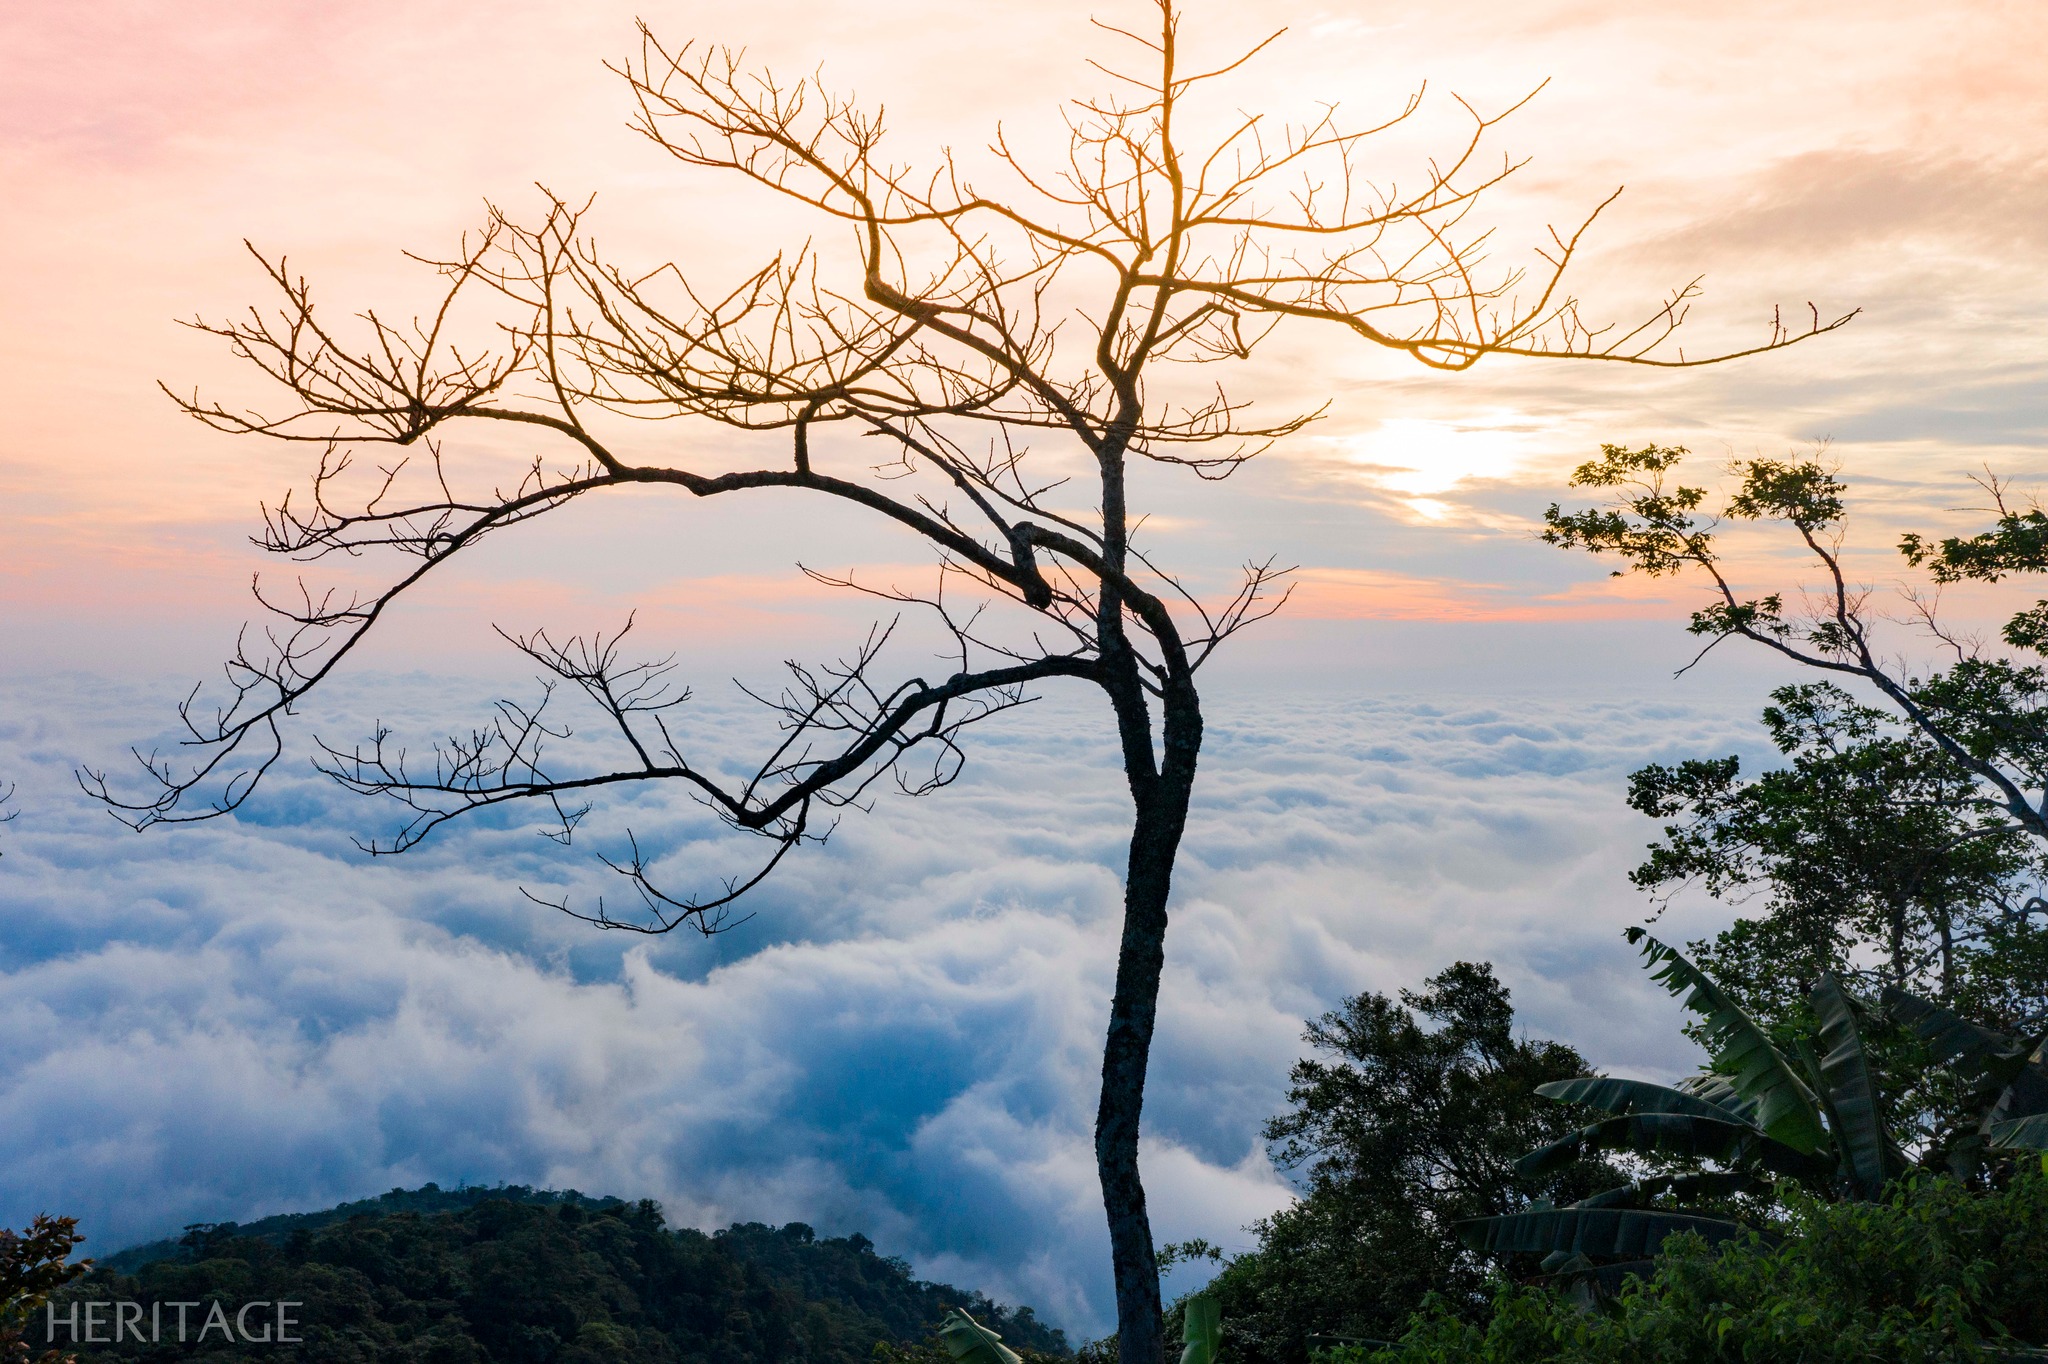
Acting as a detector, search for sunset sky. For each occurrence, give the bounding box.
[3,0,2046,1336]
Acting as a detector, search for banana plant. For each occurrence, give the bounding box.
[938,1309,1024,1364]
[1880,985,2048,1170]
[1459,928,2048,1275]
[1178,1295,1221,1364]
[1456,928,1908,1269]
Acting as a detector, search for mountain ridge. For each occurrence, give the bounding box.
[59,1182,1072,1361]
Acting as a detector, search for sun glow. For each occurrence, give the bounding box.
[1342,417,1549,520]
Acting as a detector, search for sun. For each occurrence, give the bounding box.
[1343,416,1547,519]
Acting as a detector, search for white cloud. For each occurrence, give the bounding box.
[0,667,1774,1337]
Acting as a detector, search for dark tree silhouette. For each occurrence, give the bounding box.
[87,6,1846,1358]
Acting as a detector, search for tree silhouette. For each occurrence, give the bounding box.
[88,5,1847,1357]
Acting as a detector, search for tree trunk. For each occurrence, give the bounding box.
[1936,907,1955,1001]
[1098,684,1202,1364]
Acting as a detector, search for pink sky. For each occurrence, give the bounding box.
[4,0,2045,671]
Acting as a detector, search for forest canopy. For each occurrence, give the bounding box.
[50,1188,1067,1364]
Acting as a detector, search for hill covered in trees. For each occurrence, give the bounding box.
[52,1186,1068,1362]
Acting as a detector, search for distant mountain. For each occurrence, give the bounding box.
[93,1183,626,1276]
[56,1184,1070,1361]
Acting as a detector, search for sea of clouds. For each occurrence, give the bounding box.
[0,662,1774,1336]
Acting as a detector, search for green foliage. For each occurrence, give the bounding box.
[3,1214,90,1364]
[1902,507,2048,584]
[1350,1172,2048,1364]
[1529,1077,1747,1122]
[1539,444,1715,580]
[1624,927,1828,1154]
[1881,987,2048,1170]
[1627,682,2048,1034]
[1200,964,1614,1364]
[1454,1206,1752,1262]
[1542,447,1854,649]
[1457,930,2048,1289]
[1549,447,2048,983]
[1511,1110,1826,1184]
[56,1191,1067,1363]
[1176,1298,1219,1364]
[1811,973,1903,1192]
[1993,1114,2048,1152]
[938,1309,1025,1364]
[1452,941,1822,1264]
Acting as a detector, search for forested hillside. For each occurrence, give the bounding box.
[51,1188,1067,1362]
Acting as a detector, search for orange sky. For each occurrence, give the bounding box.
[4,0,2045,670]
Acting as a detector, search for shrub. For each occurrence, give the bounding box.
[1348,1171,2048,1364]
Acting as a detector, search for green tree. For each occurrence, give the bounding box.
[1201,963,1611,1364]
[2,1214,89,1364]
[1543,446,2048,896]
[1626,681,2048,1031]
[1547,446,2048,1139]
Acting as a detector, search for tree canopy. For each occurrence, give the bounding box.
[56,1191,1065,1364]
[1627,681,2048,1032]
[1199,964,1611,1362]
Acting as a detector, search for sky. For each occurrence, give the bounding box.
[2,0,2047,1340]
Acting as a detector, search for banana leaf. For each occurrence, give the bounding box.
[1516,1112,1753,1176]
[1455,1206,1750,1260]
[1994,1041,2048,1124]
[1517,1109,1828,1184]
[1810,973,1905,1193]
[1567,1184,1655,1211]
[1790,1033,1846,1166]
[1881,986,2026,1076]
[1179,1295,1220,1364]
[1677,1072,1762,1123]
[1892,990,2048,1132]
[1626,928,1825,1153]
[1539,1257,1659,1298]
[939,1310,1023,1364]
[1568,1172,1766,1210]
[1535,1076,1749,1123]
[1990,1113,2048,1150]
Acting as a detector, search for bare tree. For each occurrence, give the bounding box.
[88,6,1846,1357]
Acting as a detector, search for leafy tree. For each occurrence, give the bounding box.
[2,1215,89,1364]
[1357,1171,2048,1364]
[1626,682,2048,1031]
[84,11,1842,1361]
[1550,447,2048,1143]
[1200,963,1612,1363]
[1543,445,2048,891]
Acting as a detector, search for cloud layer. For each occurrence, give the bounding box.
[0,666,1770,1335]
